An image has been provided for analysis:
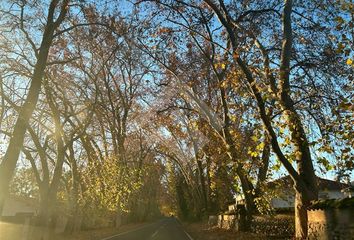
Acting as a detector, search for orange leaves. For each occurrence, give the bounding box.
[156,27,173,35]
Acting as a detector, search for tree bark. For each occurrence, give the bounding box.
[295,191,310,240]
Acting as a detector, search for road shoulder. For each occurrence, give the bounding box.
[183,222,265,240]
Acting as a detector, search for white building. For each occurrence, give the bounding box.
[267,176,353,209]
[228,176,354,211]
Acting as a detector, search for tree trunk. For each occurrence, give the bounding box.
[65,145,81,234]
[254,138,270,198]
[204,0,318,237]
[294,183,317,240]
[197,159,208,211]
[236,167,255,231]
[295,191,309,239]
[205,155,213,213]
[217,70,256,227]
[0,34,52,215]
[31,189,52,240]
[0,0,69,214]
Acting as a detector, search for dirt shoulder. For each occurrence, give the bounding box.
[183,222,266,240]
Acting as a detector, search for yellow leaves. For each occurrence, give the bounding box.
[284,137,291,145]
[248,149,259,158]
[214,62,227,70]
[220,80,228,88]
[256,142,265,151]
[346,58,353,66]
[317,157,333,171]
[229,114,238,123]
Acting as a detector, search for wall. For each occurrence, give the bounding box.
[217,214,236,230]
[210,213,294,238]
[308,208,354,240]
[2,197,36,217]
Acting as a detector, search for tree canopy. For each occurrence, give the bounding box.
[0,1,353,239]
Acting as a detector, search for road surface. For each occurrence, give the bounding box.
[101,218,194,240]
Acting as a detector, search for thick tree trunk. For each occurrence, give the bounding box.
[295,191,309,239]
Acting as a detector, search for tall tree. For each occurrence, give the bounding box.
[0,0,70,214]
[200,0,351,238]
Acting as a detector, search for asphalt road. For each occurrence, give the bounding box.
[101,218,194,240]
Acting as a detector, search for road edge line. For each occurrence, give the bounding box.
[100,221,158,240]
[183,230,194,240]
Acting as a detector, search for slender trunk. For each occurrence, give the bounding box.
[65,145,80,234]
[235,165,255,230]
[197,160,208,211]
[226,133,255,229]
[205,155,213,213]
[255,138,270,197]
[216,67,255,226]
